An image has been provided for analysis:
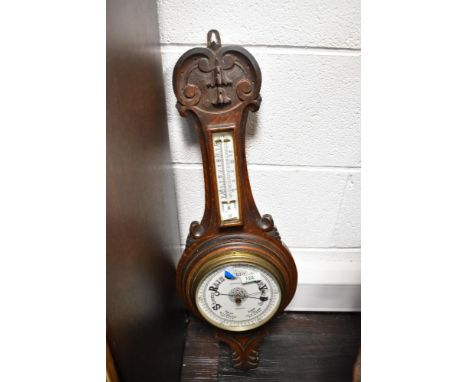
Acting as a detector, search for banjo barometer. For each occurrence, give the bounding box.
[173,30,297,370]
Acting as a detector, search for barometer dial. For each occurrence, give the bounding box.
[195,263,281,331]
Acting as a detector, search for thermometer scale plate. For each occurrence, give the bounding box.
[210,126,242,226]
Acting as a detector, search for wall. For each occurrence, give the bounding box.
[157,0,361,311]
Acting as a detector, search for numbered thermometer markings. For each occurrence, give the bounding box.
[195,263,281,331]
[212,131,240,223]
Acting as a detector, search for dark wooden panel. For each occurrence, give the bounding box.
[106,1,185,381]
[180,316,220,381]
[181,312,360,382]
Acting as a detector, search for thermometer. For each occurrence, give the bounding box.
[212,130,241,224]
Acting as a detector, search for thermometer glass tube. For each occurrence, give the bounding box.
[212,130,240,224]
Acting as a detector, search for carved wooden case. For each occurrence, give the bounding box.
[173,31,297,370]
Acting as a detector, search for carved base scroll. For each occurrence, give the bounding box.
[215,327,270,370]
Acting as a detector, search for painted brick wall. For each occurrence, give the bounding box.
[157,0,361,311]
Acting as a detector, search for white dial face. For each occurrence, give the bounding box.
[212,130,240,223]
[195,263,281,331]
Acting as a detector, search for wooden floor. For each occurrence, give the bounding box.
[180,312,361,382]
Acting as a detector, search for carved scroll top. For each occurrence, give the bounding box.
[173,30,262,117]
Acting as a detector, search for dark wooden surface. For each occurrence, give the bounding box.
[181,312,361,382]
[106,0,185,381]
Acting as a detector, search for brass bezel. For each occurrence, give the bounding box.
[191,251,284,332]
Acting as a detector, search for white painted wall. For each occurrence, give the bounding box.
[157,0,361,311]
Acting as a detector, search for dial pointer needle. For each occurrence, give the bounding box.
[217,292,267,300]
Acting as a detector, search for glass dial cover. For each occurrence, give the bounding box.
[195,262,281,331]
